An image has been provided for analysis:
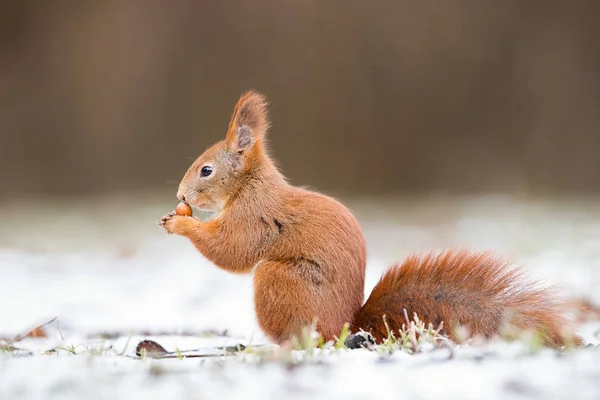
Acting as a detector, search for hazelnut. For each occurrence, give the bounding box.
[176,202,193,217]
[135,340,167,357]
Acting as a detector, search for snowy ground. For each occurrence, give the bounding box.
[1,194,600,399]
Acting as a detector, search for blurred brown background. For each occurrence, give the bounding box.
[1,0,599,200]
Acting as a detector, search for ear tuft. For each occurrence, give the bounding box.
[225,90,270,148]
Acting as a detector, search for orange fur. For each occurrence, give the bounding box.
[160,91,581,348]
[163,91,365,342]
[352,250,582,347]
[225,90,270,146]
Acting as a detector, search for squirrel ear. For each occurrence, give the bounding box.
[230,125,255,153]
[225,90,269,149]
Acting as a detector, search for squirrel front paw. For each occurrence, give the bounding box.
[158,211,175,231]
[157,211,195,236]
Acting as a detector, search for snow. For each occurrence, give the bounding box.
[1,194,599,399]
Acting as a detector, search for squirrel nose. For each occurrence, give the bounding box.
[177,191,186,202]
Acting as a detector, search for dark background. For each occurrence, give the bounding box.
[1,0,599,200]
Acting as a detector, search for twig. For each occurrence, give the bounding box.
[136,353,237,360]
[8,317,58,344]
[55,318,65,342]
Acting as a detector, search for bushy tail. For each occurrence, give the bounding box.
[351,250,582,348]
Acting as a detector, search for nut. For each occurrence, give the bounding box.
[175,202,193,217]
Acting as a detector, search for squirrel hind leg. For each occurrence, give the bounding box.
[253,260,354,344]
[253,260,314,344]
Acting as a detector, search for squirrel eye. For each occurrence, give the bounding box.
[200,165,213,177]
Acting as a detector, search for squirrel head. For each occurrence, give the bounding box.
[176,90,271,212]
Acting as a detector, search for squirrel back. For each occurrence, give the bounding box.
[161,90,581,348]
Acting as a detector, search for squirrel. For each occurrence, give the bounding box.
[158,90,581,348]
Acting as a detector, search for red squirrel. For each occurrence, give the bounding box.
[159,91,581,348]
